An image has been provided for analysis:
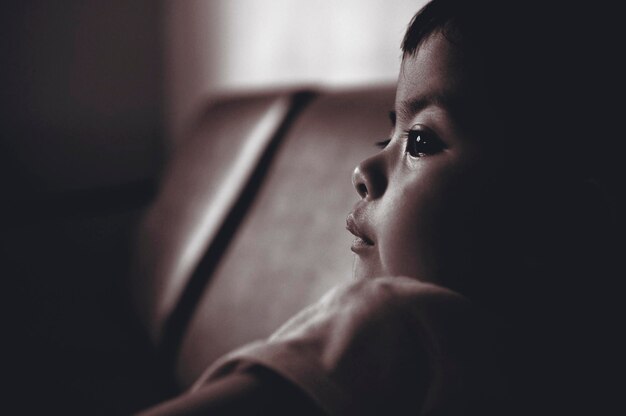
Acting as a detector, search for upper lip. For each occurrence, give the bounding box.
[346,212,374,245]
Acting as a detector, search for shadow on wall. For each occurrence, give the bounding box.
[163,0,427,144]
[1,1,168,414]
[1,0,164,199]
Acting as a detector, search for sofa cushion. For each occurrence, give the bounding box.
[176,85,395,387]
[132,92,303,344]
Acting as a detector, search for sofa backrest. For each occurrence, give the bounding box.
[132,91,313,344]
[133,85,396,389]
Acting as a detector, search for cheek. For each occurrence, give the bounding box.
[377,164,488,283]
[377,174,451,281]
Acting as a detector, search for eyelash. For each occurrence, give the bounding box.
[374,126,446,157]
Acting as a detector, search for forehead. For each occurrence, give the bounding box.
[395,32,470,121]
[395,31,497,139]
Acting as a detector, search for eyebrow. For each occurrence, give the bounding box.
[394,92,459,126]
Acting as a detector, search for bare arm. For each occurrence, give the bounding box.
[136,366,325,416]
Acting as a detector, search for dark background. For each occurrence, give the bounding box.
[2,1,167,414]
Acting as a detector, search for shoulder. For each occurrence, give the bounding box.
[325,276,473,322]
[270,275,478,355]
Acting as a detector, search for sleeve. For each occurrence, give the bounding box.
[189,276,507,415]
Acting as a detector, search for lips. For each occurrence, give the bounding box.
[346,213,374,252]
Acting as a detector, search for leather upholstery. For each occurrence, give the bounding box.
[175,86,395,387]
[132,92,299,344]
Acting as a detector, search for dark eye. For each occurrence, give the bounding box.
[406,126,446,157]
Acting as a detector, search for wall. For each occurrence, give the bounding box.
[164,0,428,144]
[1,0,163,198]
[2,1,168,413]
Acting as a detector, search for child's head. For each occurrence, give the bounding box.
[348,0,611,309]
[348,0,616,405]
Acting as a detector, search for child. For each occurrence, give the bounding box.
[139,0,616,414]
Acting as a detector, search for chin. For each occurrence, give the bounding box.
[352,257,382,280]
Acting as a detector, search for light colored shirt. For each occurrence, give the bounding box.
[191,276,507,415]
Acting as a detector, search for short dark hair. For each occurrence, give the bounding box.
[401,0,465,57]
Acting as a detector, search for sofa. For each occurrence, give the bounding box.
[131,85,396,402]
[4,82,396,414]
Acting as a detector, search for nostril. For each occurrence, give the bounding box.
[357,183,368,198]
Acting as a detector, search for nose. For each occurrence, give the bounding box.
[352,153,388,200]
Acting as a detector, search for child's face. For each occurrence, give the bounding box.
[348,31,502,286]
